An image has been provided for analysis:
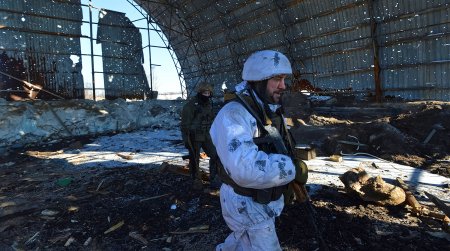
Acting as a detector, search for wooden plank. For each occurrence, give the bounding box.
[424,191,450,218]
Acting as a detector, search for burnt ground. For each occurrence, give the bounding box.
[1,98,450,250]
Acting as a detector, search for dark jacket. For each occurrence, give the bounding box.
[180,95,214,143]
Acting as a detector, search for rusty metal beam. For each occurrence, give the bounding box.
[0,70,65,99]
[369,0,382,103]
[0,7,81,24]
[0,26,83,38]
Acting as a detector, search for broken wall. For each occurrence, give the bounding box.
[0,0,84,100]
[97,10,150,100]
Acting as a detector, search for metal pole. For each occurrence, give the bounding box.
[89,1,96,100]
[369,0,382,103]
[147,15,153,99]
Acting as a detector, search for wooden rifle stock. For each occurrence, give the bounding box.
[291,181,308,203]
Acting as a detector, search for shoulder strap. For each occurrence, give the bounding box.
[234,92,266,129]
[248,90,272,126]
[235,92,290,154]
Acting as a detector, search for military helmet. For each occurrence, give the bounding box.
[242,50,292,81]
[197,82,213,93]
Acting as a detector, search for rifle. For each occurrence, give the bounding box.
[280,114,329,251]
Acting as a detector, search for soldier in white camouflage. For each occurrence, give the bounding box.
[210,50,307,250]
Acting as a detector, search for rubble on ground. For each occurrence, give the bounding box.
[0,96,449,250]
[339,167,406,206]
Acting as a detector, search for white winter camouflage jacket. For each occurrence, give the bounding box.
[209,86,296,204]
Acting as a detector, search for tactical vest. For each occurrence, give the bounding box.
[217,91,289,204]
[189,98,214,141]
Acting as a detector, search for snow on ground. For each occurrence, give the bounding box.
[47,128,449,203]
[306,155,450,203]
[47,128,210,170]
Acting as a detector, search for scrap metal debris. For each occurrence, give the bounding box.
[423,123,445,144]
[170,225,209,234]
[424,191,450,218]
[64,236,75,247]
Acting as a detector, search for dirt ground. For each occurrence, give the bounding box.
[1,97,449,250]
[286,95,450,178]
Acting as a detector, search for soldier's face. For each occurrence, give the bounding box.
[266,75,287,104]
[201,90,211,97]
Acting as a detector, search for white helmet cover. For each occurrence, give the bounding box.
[242,50,292,81]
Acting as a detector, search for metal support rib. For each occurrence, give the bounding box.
[127,0,186,98]
[213,4,242,83]
[166,0,208,97]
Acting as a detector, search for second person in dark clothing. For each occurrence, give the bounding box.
[180,83,220,189]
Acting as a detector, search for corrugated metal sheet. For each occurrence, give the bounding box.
[2,0,450,100]
[97,9,150,100]
[138,0,450,101]
[0,0,84,99]
[376,0,450,100]
[290,0,374,93]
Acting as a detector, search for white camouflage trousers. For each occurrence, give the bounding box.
[216,184,283,251]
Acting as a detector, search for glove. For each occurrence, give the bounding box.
[284,160,308,205]
[294,159,308,184]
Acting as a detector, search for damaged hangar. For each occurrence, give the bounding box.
[0,1,450,250]
[140,0,450,100]
[0,0,449,100]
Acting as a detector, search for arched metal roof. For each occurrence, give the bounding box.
[1,0,449,101]
[136,0,450,101]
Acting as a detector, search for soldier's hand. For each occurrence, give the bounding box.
[294,159,308,184]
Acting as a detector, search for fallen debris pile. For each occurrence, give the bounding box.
[339,167,406,206]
